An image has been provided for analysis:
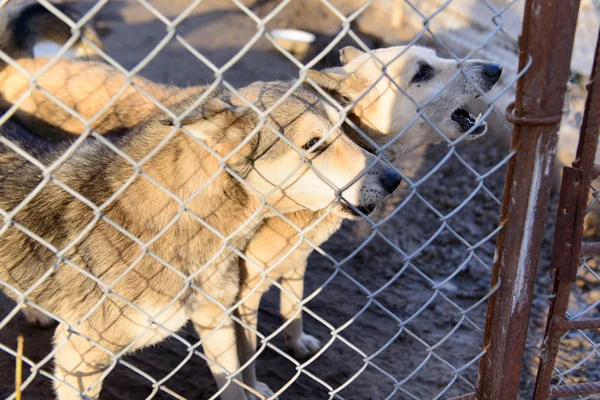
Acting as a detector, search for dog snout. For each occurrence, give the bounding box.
[381,168,402,194]
[483,63,502,84]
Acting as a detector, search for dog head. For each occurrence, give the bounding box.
[165,84,401,219]
[307,45,502,155]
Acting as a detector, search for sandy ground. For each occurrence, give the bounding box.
[0,0,596,399]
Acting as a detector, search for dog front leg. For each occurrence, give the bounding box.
[52,324,112,400]
[191,303,247,400]
[236,279,276,399]
[280,261,321,359]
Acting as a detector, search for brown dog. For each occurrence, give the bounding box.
[1,66,403,400]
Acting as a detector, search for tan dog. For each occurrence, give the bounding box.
[1,73,401,400]
[236,46,503,392]
[0,6,401,398]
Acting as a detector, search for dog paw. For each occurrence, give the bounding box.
[285,332,321,359]
[248,381,277,400]
[22,308,55,328]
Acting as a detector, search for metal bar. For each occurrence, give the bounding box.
[476,0,582,398]
[550,381,600,398]
[533,26,600,400]
[533,266,580,399]
[551,167,585,282]
[532,168,586,398]
[574,44,600,174]
[556,318,600,331]
[580,242,600,257]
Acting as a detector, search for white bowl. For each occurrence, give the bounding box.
[270,29,316,55]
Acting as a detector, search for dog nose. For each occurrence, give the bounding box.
[381,169,402,193]
[483,63,503,82]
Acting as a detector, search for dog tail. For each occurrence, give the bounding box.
[0,1,103,68]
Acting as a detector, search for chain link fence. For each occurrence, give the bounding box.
[0,0,562,399]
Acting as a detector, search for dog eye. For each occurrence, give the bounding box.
[412,63,433,83]
[302,137,321,151]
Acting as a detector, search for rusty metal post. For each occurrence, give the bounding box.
[531,170,584,400]
[475,0,582,399]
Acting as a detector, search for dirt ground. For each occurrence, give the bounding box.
[0,0,594,399]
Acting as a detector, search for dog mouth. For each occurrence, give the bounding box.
[339,201,377,217]
[451,108,486,135]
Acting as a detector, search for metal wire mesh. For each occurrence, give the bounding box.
[0,0,525,399]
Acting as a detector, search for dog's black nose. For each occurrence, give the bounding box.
[483,63,503,82]
[381,169,402,193]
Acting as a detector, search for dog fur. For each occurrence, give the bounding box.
[236,45,502,393]
[1,71,401,400]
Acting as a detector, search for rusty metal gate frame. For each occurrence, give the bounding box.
[472,0,583,399]
[530,24,600,400]
[450,1,593,399]
[422,0,598,398]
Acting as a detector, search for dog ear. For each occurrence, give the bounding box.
[306,69,352,106]
[160,99,257,158]
[339,46,364,65]
[306,69,346,91]
[306,69,368,107]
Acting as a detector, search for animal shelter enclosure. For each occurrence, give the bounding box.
[0,0,598,399]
